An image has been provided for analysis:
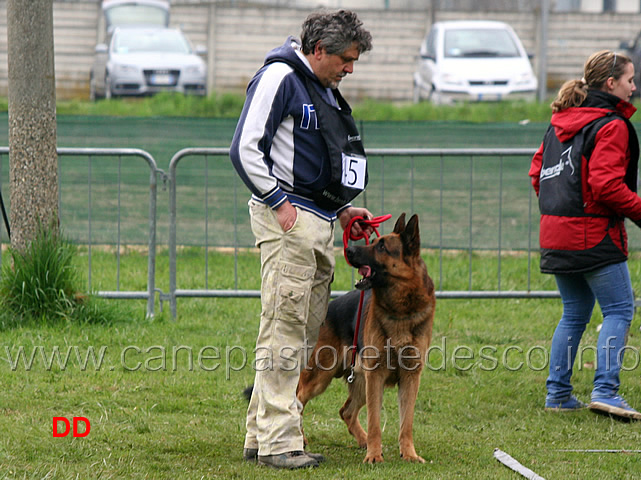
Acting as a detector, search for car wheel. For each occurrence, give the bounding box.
[105,73,113,100]
[429,86,442,105]
[412,81,422,104]
[89,73,98,101]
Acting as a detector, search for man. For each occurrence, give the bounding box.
[230,9,373,469]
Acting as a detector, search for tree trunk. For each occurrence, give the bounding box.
[7,0,59,251]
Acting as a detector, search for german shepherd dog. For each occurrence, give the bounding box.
[297,213,435,464]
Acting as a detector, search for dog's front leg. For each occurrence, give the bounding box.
[363,368,385,464]
[398,371,425,463]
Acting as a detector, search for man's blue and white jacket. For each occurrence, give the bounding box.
[230,37,348,222]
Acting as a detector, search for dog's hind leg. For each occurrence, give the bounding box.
[339,371,368,448]
[297,361,339,406]
[297,329,344,407]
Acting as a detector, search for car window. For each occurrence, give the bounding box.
[426,29,437,58]
[113,30,191,54]
[443,28,520,58]
[105,5,169,29]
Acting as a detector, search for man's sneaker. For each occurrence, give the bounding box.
[244,447,325,464]
[257,450,320,469]
[545,395,586,411]
[303,451,325,463]
[589,395,641,421]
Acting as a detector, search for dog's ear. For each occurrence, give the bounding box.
[393,212,407,234]
[401,214,420,257]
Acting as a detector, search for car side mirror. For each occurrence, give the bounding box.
[195,45,207,56]
[620,40,634,50]
[95,44,108,54]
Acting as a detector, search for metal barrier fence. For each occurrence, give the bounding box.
[0,147,159,318]
[166,147,567,318]
[13,146,636,320]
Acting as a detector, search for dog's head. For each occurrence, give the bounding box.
[346,213,421,291]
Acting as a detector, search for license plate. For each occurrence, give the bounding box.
[150,73,172,85]
[477,93,501,101]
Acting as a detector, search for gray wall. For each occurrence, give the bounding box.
[0,0,640,102]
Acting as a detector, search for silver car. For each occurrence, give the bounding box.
[90,27,207,100]
[102,0,170,31]
[413,20,537,104]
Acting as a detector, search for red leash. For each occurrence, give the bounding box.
[342,214,391,382]
[342,214,392,266]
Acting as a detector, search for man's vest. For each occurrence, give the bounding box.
[267,57,368,211]
[303,75,368,210]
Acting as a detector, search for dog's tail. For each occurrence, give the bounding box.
[242,385,254,402]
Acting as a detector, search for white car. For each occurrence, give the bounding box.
[102,0,170,31]
[90,27,207,100]
[413,20,537,104]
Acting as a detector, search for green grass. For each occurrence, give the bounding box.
[0,226,125,328]
[1,248,641,478]
[53,92,247,119]
[351,97,555,123]
[1,94,558,123]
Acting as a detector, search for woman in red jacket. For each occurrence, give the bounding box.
[530,50,641,420]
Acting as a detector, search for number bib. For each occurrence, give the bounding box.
[342,153,367,190]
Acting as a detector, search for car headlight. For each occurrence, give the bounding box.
[514,72,535,86]
[440,73,464,86]
[185,64,204,75]
[114,64,138,74]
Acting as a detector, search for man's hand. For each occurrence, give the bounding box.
[338,206,374,239]
[276,200,297,232]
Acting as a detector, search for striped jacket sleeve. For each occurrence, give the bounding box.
[230,63,294,209]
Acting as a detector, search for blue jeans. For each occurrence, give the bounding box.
[546,261,634,402]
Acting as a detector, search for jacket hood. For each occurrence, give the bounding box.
[550,89,636,142]
[263,36,317,83]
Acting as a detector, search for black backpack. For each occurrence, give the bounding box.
[538,113,638,217]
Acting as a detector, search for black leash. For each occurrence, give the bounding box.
[0,185,10,239]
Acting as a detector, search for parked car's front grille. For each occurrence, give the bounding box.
[116,83,141,90]
[144,69,180,87]
[468,80,509,86]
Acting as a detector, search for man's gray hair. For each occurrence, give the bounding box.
[300,10,372,56]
